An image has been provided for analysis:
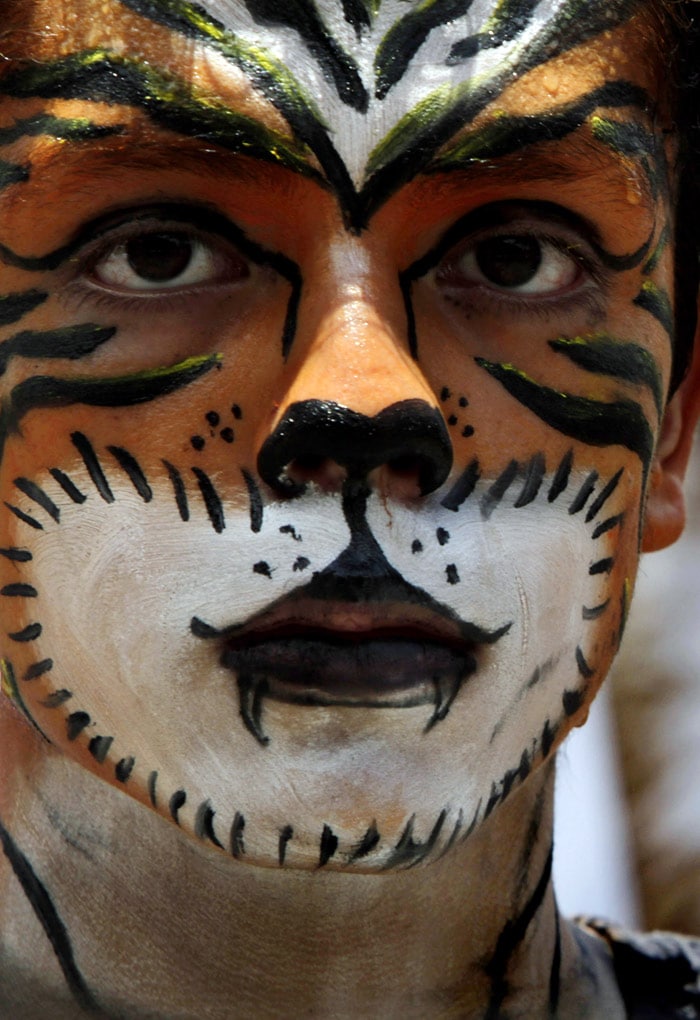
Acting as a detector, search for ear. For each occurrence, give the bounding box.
[643,308,700,552]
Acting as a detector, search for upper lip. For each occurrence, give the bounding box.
[191,588,511,650]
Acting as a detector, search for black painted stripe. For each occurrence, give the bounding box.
[192,467,225,533]
[194,799,225,849]
[585,468,623,523]
[42,689,73,708]
[383,809,447,869]
[592,513,624,540]
[476,360,654,473]
[49,468,87,504]
[241,468,263,533]
[148,770,158,807]
[348,821,380,863]
[244,0,368,111]
[0,113,124,147]
[169,789,187,823]
[1,582,37,597]
[0,817,101,1013]
[589,557,614,575]
[590,114,664,196]
[568,471,598,515]
[115,0,359,221]
[374,0,475,99]
[549,335,664,418]
[0,52,316,180]
[575,647,595,679]
[23,658,53,681]
[582,599,610,620]
[0,161,28,191]
[115,756,135,783]
[633,281,674,339]
[514,452,545,508]
[230,812,246,858]
[0,546,32,562]
[278,824,294,866]
[0,325,117,377]
[8,622,41,642]
[162,460,189,521]
[485,844,554,1020]
[66,711,91,740]
[481,460,519,519]
[441,457,480,511]
[0,290,47,327]
[70,432,114,503]
[88,735,113,763]
[448,0,538,62]
[548,449,573,502]
[4,503,43,530]
[0,356,221,468]
[14,478,60,522]
[107,446,153,501]
[319,823,339,866]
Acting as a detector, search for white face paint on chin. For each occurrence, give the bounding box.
[14,443,629,871]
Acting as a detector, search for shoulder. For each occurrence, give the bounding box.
[574,917,700,1019]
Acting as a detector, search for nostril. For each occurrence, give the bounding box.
[257,399,453,497]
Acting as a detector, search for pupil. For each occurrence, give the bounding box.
[476,235,541,288]
[126,233,193,282]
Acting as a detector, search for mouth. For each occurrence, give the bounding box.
[192,591,511,746]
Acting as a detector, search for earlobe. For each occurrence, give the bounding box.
[642,311,700,552]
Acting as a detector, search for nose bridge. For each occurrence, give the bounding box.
[281,235,437,416]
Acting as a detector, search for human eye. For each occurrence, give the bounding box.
[434,203,604,310]
[74,207,250,299]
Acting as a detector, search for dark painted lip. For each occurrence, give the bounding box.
[190,582,511,744]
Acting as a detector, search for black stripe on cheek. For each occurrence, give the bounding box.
[0,291,48,327]
[107,446,153,501]
[476,359,654,474]
[549,335,664,418]
[633,282,674,339]
[0,161,29,191]
[13,478,60,522]
[70,432,114,504]
[0,326,117,376]
[163,460,189,521]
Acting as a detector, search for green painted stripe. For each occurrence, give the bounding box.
[430,82,651,173]
[0,353,221,462]
[549,334,664,417]
[0,114,124,147]
[633,281,674,339]
[476,358,654,473]
[589,115,665,197]
[0,52,316,180]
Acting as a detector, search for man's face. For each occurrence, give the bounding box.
[0,0,677,869]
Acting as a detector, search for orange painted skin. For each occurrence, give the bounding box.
[0,1,699,1016]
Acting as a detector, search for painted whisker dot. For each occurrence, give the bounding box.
[446,564,460,584]
[411,539,423,553]
[462,425,475,438]
[205,411,220,427]
[115,757,135,783]
[66,711,91,740]
[440,387,451,401]
[220,427,234,443]
[191,435,205,451]
[231,404,242,420]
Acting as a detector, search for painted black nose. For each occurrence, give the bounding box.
[257,398,453,496]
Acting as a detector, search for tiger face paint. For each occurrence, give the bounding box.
[0,0,682,870]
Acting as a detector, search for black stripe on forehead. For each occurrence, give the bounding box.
[111,0,648,229]
[0,53,318,183]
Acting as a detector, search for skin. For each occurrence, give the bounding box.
[0,0,699,1016]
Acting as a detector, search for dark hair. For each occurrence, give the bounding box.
[665,0,700,392]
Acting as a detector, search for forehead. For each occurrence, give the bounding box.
[2,1,663,198]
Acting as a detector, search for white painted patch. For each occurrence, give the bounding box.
[11,448,626,870]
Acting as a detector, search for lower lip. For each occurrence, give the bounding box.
[222,637,476,700]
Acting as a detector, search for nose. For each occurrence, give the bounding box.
[257,398,452,496]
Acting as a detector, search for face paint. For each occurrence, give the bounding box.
[0,0,675,870]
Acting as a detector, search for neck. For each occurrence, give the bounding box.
[0,731,625,1019]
